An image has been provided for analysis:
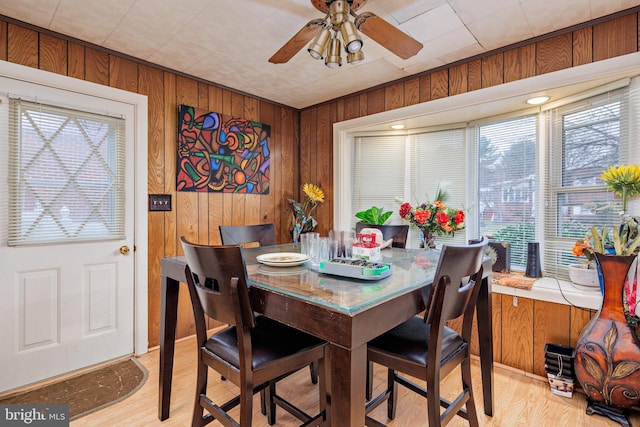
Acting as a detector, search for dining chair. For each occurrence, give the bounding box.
[365,236,488,427]
[180,237,327,427]
[218,223,320,385]
[219,223,277,247]
[355,223,410,249]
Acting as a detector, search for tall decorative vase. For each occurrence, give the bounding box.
[574,252,640,415]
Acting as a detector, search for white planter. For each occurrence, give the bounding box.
[568,264,599,289]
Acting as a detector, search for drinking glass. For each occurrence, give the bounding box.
[310,237,330,270]
[300,232,318,257]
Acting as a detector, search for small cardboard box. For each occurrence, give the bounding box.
[352,244,381,261]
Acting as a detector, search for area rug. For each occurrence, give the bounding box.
[0,358,147,420]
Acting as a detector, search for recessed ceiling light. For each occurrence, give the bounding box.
[526,96,550,105]
[391,124,405,129]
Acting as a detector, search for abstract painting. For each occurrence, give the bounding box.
[177,104,270,194]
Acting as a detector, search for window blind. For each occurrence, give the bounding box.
[543,83,634,279]
[408,128,467,248]
[471,115,539,269]
[352,134,406,230]
[8,98,126,245]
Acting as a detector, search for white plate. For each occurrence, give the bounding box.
[256,252,310,267]
[257,264,308,275]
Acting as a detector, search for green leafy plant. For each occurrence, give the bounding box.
[355,206,392,225]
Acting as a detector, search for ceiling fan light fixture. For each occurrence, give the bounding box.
[347,50,364,65]
[325,36,342,68]
[308,27,331,60]
[340,20,362,53]
[330,0,349,25]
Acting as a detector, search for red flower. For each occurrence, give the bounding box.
[399,202,412,218]
[414,208,431,224]
[435,211,450,226]
[454,210,465,225]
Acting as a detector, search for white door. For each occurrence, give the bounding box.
[0,76,136,393]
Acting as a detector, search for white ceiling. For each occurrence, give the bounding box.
[1,0,639,109]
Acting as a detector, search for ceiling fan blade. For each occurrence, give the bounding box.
[355,12,423,60]
[269,19,325,64]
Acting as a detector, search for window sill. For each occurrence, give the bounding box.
[491,274,602,310]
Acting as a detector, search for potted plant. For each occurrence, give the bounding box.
[354,206,392,225]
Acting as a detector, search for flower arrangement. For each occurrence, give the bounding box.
[571,165,640,323]
[572,165,640,262]
[398,186,465,248]
[288,183,325,242]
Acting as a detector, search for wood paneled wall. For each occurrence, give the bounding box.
[0,8,637,354]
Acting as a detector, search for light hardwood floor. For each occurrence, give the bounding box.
[69,335,638,426]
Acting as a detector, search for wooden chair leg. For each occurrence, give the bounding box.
[266,382,277,425]
[427,371,441,427]
[461,358,479,427]
[366,361,373,401]
[387,369,398,420]
[310,361,319,384]
[192,363,208,427]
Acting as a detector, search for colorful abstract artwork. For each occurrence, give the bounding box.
[177,104,270,194]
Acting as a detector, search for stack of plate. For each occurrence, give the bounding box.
[256,252,310,267]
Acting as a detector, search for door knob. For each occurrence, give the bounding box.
[120,245,130,255]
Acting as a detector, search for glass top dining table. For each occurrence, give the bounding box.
[158,243,494,426]
[244,243,439,314]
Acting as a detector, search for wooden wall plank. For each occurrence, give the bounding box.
[109,55,138,92]
[403,77,420,107]
[384,82,404,111]
[343,95,360,120]
[532,301,571,377]
[315,103,332,237]
[163,72,177,259]
[504,45,536,83]
[67,41,85,80]
[7,24,37,68]
[501,295,534,372]
[39,33,67,75]
[259,99,276,232]
[139,63,165,347]
[536,33,572,75]
[430,69,448,99]
[84,47,109,85]
[449,63,468,96]
[367,87,385,115]
[593,13,638,61]
[492,293,502,364]
[481,53,504,88]
[418,74,431,103]
[467,59,482,91]
[0,20,7,61]
[573,27,593,67]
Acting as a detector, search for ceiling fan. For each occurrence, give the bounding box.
[269,0,423,67]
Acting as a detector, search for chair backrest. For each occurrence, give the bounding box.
[180,237,255,331]
[219,223,277,247]
[425,236,488,329]
[355,223,410,248]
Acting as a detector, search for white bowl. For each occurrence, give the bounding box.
[568,264,599,289]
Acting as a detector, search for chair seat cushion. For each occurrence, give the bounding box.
[368,316,465,366]
[205,316,324,369]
